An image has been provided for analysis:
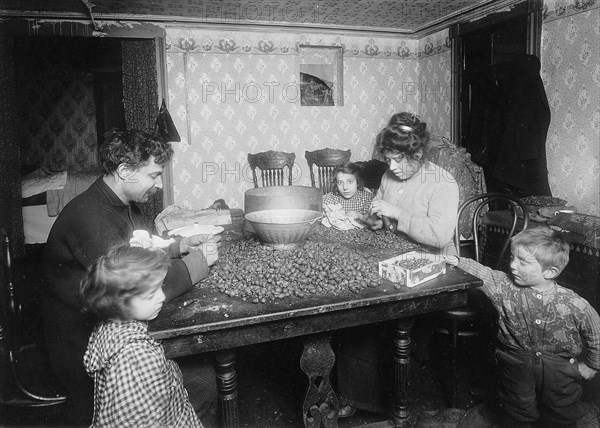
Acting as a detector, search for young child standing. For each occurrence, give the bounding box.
[80,245,203,428]
[322,162,373,222]
[446,228,600,428]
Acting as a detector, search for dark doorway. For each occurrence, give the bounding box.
[453,2,547,196]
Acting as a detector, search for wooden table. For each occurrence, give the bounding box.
[150,244,481,428]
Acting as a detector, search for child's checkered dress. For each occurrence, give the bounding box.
[322,189,373,214]
[84,320,202,427]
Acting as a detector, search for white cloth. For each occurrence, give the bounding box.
[129,230,175,249]
[322,203,364,230]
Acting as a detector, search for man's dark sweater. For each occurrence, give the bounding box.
[42,177,207,424]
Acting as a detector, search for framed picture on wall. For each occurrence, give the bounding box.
[299,45,343,106]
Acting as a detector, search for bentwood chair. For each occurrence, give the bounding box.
[438,193,529,407]
[247,151,296,188]
[304,148,351,194]
[0,228,66,409]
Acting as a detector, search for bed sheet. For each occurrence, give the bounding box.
[22,205,57,244]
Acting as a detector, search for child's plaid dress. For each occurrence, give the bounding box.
[84,320,202,427]
[322,189,373,215]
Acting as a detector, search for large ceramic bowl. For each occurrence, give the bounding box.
[244,209,323,250]
[243,186,323,237]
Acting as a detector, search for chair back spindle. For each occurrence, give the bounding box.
[0,227,66,404]
[454,193,529,269]
[248,151,296,188]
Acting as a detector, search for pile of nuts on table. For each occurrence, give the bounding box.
[310,225,419,252]
[392,258,433,269]
[206,238,386,303]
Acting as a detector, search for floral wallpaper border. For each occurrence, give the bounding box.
[543,0,599,21]
[166,28,449,59]
[417,28,451,59]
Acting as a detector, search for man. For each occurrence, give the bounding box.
[43,129,219,426]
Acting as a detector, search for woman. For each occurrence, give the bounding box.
[336,113,459,417]
[367,112,459,254]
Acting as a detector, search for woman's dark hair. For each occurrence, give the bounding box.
[100,129,174,174]
[331,162,365,195]
[79,245,169,321]
[377,112,430,159]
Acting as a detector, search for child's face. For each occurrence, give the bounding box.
[509,245,551,287]
[335,172,358,199]
[127,278,166,321]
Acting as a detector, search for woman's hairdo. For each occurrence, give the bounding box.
[377,112,430,157]
[398,125,417,134]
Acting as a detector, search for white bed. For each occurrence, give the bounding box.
[21,168,100,244]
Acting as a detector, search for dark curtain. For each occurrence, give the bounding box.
[491,54,551,197]
[466,54,551,197]
[121,39,163,232]
[0,37,25,257]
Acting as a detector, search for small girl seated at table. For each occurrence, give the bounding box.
[80,245,203,428]
[322,162,373,223]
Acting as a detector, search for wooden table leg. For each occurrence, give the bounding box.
[300,336,339,428]
[216,351,239,428]
[392,319,416,427]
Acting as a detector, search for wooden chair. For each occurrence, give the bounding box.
[304,148,351,194]
[428,139,487,241]
[247,151,296,188]
[438,193,529,408]
[0,228,66,408]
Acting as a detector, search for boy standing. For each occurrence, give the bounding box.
[446,228,600,428]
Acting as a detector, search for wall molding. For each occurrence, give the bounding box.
[542,0,599,22]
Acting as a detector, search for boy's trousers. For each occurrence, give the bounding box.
[495,348,587,425]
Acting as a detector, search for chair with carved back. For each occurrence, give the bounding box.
[248,151,296,188]
[0,227,66,409]
[304,148,352,195]
[437,193,529,407]
[428,138,487,243]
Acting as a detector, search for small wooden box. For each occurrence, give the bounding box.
[379,251,447,288]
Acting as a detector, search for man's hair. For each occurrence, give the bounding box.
[511,228,570,273]
[100,129,174,174]
[80,245,169,321]
[331,162,365,195]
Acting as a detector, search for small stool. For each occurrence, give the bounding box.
[435,307,481,408]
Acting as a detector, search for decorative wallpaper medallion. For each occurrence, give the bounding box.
[543,0,599,21]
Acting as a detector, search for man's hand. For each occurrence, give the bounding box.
[200,242,219,267]
[578,362,598,380]
[180,233,222,255]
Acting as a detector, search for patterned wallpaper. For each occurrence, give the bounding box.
[541,2,600,216]
[418,29,452,140]
[167,15,600,217]
[166,28,439,209]
[15,39,99,172]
